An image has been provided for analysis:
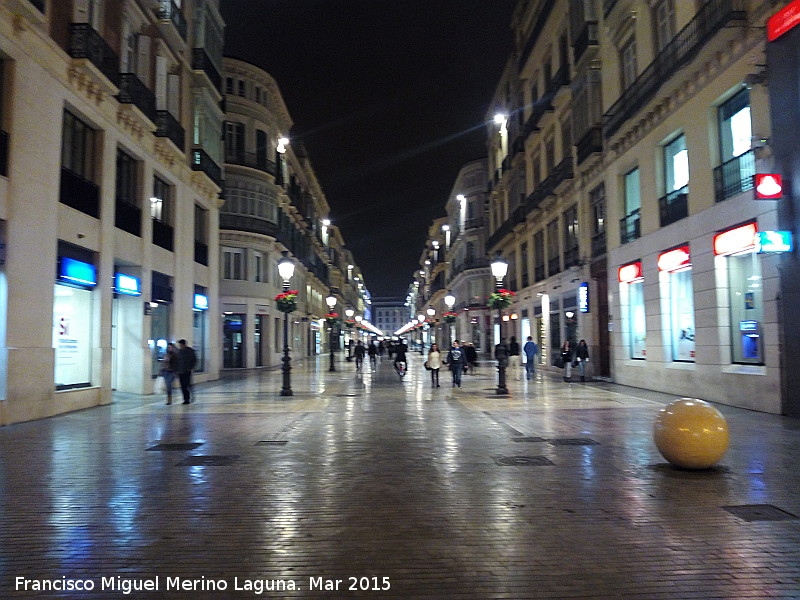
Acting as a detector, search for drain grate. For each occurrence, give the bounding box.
[177,455,239,466]
[494,455,554,467]
[549,438,599,446]
[336,393,361,397]
[256,440,288,446]
[147,443,204,451]
[722,504,799,522]
[512,437,546,443]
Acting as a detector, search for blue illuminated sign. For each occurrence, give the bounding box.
[58,257,97,287]
[114,273,141,296]
[739,320,758,332]
[578,282,589,313]
[193,294,209,310]
[756,231,793,253]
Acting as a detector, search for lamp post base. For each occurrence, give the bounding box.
[496,365,508,395]
[329,349,336,372]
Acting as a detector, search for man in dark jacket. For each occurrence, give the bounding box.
[176,339,197,404]
[446,341,467,388]
[508,336,521,380]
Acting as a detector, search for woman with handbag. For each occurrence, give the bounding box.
[561,339,575,383]
[160,343,179,405]
[427,343,442,388]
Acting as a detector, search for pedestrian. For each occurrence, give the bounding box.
[464,341,478,374]
[368,340,378,368]
[446,340,467,388]
[160,343,178,405]
[427,343,442,388]
[176,339,197,404]
[575,339,590,382]
[508,336,521,380]
[393,339,408,371]
[523,335,538,381]
[561,339,575,382]
[354,340,366,369]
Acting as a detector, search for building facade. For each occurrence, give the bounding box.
[486,0,785,413]
[0,0,224,424]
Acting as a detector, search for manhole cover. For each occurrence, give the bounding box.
[177,455,239,466]
[147,443,204,451]
[512,437,545,442]
[549,438,599,446]
[336,393,361,397]
[256,440,288,446]
[494,455,554,466]
[722,504,799,522]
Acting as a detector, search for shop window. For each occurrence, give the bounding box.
[619,261,645,359]
[658,246,694,361]
[621,168,640,244]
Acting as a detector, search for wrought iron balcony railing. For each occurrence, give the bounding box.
[155,110,185,151]
[572,21,598,63]
[117,73,157,123]
[152,219,174,251]
[591,230,606,258]
[225,150,277,176]
[603,0,746,138]
[116,200,142,236]
[620,208,641,244]
[191,149,222,186]
[576,126,602,165]
[192,48,222,91]
[659,186,688,227]
[714,149,755,202]
[60,167,100,218]
[68,23,120,87]
[157,0,187,40]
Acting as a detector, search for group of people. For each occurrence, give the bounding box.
[425,340,478,388]
[559,338,590,382]
[159,339,197,405]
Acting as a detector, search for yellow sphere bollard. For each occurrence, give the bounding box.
[653,398,729,469]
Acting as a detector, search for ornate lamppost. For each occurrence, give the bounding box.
[426,307,435,348]
[325,295,337,372]
[444,290,456,347]
[344,308,354,361]
[417,314,425,354]
[276,251,296,396]
[490,253,510,394]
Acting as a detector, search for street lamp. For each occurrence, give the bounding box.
[490,253,509,394]
[345,308,355,361]
[426,307,436,350]
[417,313,425,354]
[277,251,295,396]
[444,291,456,346]
[325,295,337,372]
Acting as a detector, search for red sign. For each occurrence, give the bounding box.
[658,246,691,272]
[618,262,643,283]
[768,1,800,41]
[713,222,757,256]
[754,174,783,199]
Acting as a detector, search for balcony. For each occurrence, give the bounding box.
[191,148,222,186]
[548,256,561,277]
[517,0,556,71]
[464,216,484,231]
[534,265,545,282]
[192,48,222,92]
[603,0,746,138]
[523,93,555,137]
[225,150,277,176]
[548,64,570,95]
[564,246,580,269]
[117,73,157,124]
[659,186,688,227]
[116,201,142,236]
[714,149,755,202]
[155,110,185,151]
[157,0,187,46]
[68,23,119,87]
[219,212,279,238]
[60,168,100,218]
[576,126,602,165]
[572,21,598,63]
[523,157,573,214]
[152,219,174,251]
[0,130,7,177]
[620,209,640,244]
[450,257,490,278]
[591,230,606,258]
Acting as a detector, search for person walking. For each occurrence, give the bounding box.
[367,340,378,368]
[160,343,178,405]
[575,339,590,382]
[508,336,521,380]
[464,341,478,374]
[354,340,366,370]
[561,339,575,383]
[176,339,197,404]
[523,336,539,381]
[427,343,442,388]
[393,339,408,371]
[446,340,467,388]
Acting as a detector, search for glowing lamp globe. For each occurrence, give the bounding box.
[653,398,729,469]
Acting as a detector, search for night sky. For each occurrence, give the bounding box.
[220,1,518,297]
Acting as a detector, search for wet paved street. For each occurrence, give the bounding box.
[1,355,799,599]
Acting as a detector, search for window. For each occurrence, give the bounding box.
[224,121,245,161]
[664,134,688,193]
[627,279,646,359]
[545,137,555,173]
[225,77,234,95]
[61,110,96,181]
[547,219,560,276]
[727,251,763,364]
[653,0,675,52]
[253,251,264,282]
[115,148,141,236]
[152,175,173,251]
[223,247,246,280]
[620,38,637,90]
[194,205,208,265]
[590,183,606,256]
[521,242,529,288]
[237,79,246,97]
[621,168,640,243]
[719,89,751,161]
[560,117,572,162]
[534,231,545,282]
[563,205,579,267]
[658,246,695,361]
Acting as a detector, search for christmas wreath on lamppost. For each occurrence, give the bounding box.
[275,290,298,313]
[488,288,515,310]
[344,319,356,328]
[442,312,458,323]
[324,312,341,325]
